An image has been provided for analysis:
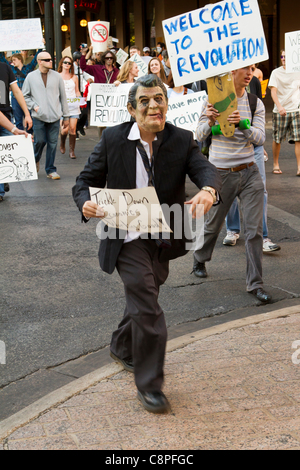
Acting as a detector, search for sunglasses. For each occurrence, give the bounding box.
[41,58,52,62]
[105,57,113,60]
[281,55,285,59]
[63,61,72,65]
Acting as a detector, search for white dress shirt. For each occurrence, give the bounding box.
[124,122,157,244]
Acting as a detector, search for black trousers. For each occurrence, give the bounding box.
[110,239,169,393]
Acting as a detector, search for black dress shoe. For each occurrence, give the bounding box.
[110,351,134,373]
[4,183,10,192]
[137,390,171,414]
[250,288,272,303]
[192,257,207,278]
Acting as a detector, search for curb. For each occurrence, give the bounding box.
[1,304,300,443]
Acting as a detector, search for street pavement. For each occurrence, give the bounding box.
[1,114,300,448]
[1,306,300,450]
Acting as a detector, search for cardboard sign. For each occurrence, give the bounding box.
[163,0,269,86]
[129,53,148,78]
[88,21,110,53]
[285,31,300,73]
[166,91,207,136]
[90,187,172,234]
[0,135,38,184]
[0,18,44,52]
[116,48,129,66]
[89,83,132,127]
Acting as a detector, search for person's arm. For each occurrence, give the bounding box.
[0,110,28,136]
[270,86,287,116]
[185,133,222,217]
[72,129,108,221]
[195,98,219,142]
[73,75,81,97]
[10,82,33,130]
[58,75,70,129]
[227,99,266,147]
[80,50,96,76]
[0,52,11,66]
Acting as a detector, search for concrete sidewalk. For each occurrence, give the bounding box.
[1,306,300,450]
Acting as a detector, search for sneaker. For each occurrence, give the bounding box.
[47,172,61,180]
[223,231,240,246]
[263,239,281,253]
[0,196,4,202]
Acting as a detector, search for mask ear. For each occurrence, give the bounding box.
[127,102,136,119]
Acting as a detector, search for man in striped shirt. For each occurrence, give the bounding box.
[193,66,272,304]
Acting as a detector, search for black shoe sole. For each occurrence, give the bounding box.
[137,391,171,414]
[110,351,134,373]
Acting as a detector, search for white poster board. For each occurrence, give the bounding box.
[163,0,269,86]
[88,21,110,53]
[129,53,149,78]
[116,48,129,66]
[89,83,132,127]
[166,91,207,136]
[0,18,44,52]
[0,135,38,184]
[90,186,172,234]
[285,31,300,73]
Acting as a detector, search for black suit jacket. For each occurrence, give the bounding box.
[72,122,222,274]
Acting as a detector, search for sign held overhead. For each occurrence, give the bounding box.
[163,0,269,86]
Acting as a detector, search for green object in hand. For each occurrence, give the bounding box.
[214,93,236,113]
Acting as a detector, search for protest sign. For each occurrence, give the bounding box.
[0,18,44,52]
[67,97,86,113]
[163,0,269,87]
[90,187,172,234]
[88,21,110,53]
[285,31,300,73]
[89,83,132,127]
[0,135,38,184]
[129,53,148,78]
[116,48,129,66]
[166,91,207,136]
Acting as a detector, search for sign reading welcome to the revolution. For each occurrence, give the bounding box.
[89,83,133,127]
[163,0,269,87]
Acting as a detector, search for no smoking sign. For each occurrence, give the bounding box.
[91,23,108,43]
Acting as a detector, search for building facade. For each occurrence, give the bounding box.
[0,0,299,77]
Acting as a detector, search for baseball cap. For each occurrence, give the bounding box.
[143,47,150,52]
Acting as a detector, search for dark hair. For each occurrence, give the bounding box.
[128,74,168,110]
[157,42,166,49]
[100,50,117,66]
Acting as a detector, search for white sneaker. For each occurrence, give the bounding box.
[223,231,240,246]
[263,238,281,253]
[47,172,61,180]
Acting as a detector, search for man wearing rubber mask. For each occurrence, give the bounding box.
[193,66,272,304]
[73,74,221,414]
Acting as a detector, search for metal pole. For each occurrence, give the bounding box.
[53,0,63,68]
[0,1,2,21]
[12,0,17,19]
[69,0,77,55]
[44,0,54,66]
[30,0,35,17]
[27,0,30,17]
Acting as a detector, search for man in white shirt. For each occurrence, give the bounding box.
[269,51,300,175]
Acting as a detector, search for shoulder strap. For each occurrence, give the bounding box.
[247,93,258,123]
